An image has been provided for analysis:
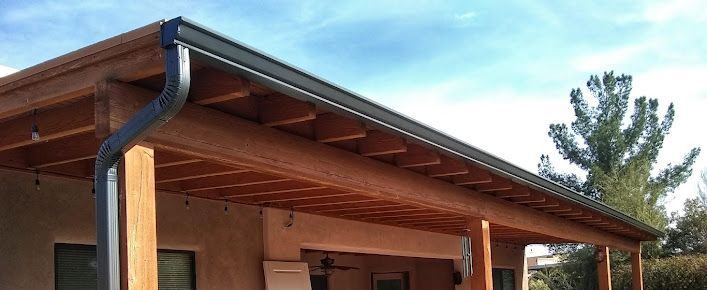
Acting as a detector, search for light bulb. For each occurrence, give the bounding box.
[31,124,40,141]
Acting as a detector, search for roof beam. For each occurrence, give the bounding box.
[475,178,513,192]
[259,94,316,126]
[0,97,94,152]
[0,33,162,120]
[156,161,248,183]
[357,130,407,156]
[189,68,250,105]
[313,113,367,143]
[426,155,469,177]
[27,133,101,168]
[452,167,493,185]
[108,88,642,252]
[174,171,289,192]
[395,143,441,168]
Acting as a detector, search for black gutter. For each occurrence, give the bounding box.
[94,19,191,290]
[159,17,662,238]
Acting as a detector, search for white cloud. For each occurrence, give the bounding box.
[572,44,651,72]
[0,64,18,78]
[642,0,707,23]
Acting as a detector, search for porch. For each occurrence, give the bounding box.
[0,17,656,289]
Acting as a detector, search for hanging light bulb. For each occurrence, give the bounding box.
[34,169,41,190]
[31,109,40,141]
[185,192,190,210]
[92,186,96,199]
[224,200,229,215]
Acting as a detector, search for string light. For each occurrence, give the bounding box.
[224,200,229,215]
[34,169,40,190]
[184,192,190,210]
[92,186,95,199]
[31,109,40,141]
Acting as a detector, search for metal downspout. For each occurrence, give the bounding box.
[94,21,191,290]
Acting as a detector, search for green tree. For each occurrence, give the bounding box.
[539,72,700,206]
[538,72,701,289]
[664,170,707,255]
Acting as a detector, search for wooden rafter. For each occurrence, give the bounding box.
[357,130,407,156]
[394,143,441,168]
[259,94,316,126]
[313,113,366,143]
[0,97,94,152]
[189,68,250,105]
[426,155,468,177]
[27,133,101,168]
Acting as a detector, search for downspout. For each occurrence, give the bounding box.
[94,20,190,290]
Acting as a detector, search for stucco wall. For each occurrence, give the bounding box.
[303,252,455,290]
[0,169,264,290]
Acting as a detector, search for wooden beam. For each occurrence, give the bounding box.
[395,143,441,168]
[154,150,201,168]
[0,31,162,120]
[291,196,379,208]
[495,186,531,198]
[631,249,643,290]
[317,204,408,213]
[156,161,248,183]
[119,144,158,290]
[189,68,250,105]
[0,97,94,152]
[175,171,288,191]
[27,133,101,168]
[220,181,326,198]
[313,113,366,143]
[597,245,612,290]
[248,189,353,204]
[107,89,643,252]
[468,217,492,290]
[341,208,428,217]
[510,195,546,204]
[475,177,513,192]
[357,130,407,156]
[426,155,468,177]
[452,167,493,185]
[259,94,316,126]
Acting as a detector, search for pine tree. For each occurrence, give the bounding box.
[539,71,700,227]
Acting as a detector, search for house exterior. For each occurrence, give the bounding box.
[0,17,658,290]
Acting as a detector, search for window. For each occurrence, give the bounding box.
[492,268,515,290]
[55,243,196,290]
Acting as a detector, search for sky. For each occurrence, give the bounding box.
[1,0,706,255]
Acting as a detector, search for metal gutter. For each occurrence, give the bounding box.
[162,17,662,238]
[94,19,191,290]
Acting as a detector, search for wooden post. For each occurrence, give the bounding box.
[631,249,643,290]
[597,246,612,290]
[120,144,158,290]
[468,217,492,290]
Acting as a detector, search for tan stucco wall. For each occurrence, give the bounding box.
[265,207,527,290]
[1,169,527,290]
[0,169,264,290]
[303,252,455,290]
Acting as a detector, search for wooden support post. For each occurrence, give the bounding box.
[468,217,492,290]
[597,246,612,290]
[631,249,643,290]
[120,144,158,290]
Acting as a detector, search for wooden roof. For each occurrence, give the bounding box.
[0,19,658,251]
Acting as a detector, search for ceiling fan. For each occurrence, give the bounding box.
[309,253,360,276]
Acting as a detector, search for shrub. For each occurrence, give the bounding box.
[613,254,707,290]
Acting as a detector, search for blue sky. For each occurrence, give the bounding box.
[1,0,706,223]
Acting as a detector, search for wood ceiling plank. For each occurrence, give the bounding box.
[357,130,407,156]
[314,113,367,143]
[220,181,326,197]
[290,196,379,208]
